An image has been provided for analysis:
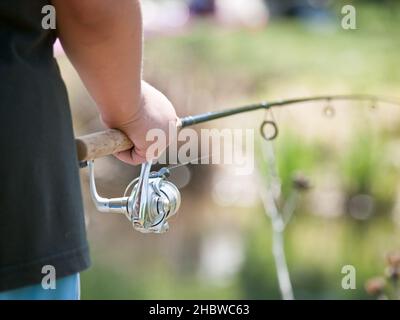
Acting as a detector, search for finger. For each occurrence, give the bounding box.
[114,148,149,166]
[130,148,149,165]
[113,149,136,165]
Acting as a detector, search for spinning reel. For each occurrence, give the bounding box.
[88,160,181,233]
[76,94,398,234]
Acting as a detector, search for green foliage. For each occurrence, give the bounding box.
[340,130,383,194]
[80,2,400,299]
[81,262,240,300]
[339,128,398,215]
[238,218,281,299]
[275,132,319,197]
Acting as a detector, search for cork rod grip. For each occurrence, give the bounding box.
[75,129,133,161]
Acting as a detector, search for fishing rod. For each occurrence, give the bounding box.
[75,94,400,234]
[179,94,397,127]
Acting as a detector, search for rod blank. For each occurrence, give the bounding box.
[75,95,400,162]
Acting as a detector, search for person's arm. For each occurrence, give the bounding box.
[52,0,177,165]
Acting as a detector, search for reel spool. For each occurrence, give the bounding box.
[88,161,181,234]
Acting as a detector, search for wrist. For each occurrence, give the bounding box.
[100,96,144,129]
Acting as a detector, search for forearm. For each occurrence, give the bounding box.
[52,0,143,126]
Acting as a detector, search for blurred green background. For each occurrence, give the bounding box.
[57,0,400,299]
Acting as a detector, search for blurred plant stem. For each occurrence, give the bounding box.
[257,139,295,300]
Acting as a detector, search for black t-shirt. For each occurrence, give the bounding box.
[0,0,90,291]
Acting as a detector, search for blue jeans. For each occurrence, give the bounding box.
[0,273,80,300]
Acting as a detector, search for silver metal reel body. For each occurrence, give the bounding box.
[88,160,180,233]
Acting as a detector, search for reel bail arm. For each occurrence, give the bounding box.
[88,160,129,214]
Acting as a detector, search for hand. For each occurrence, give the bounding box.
[102,81,178,165]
